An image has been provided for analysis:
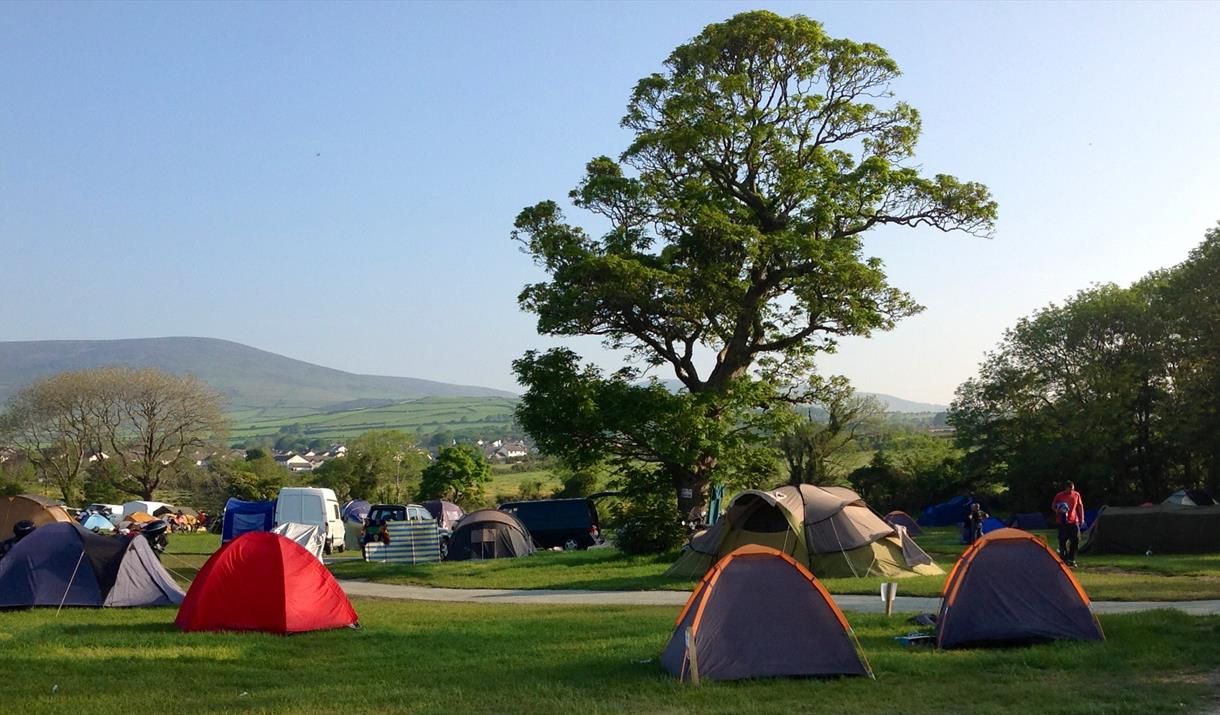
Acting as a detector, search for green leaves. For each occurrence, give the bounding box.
[950,225,1220,507]
[513,10,996,514]
[418,445,491,509]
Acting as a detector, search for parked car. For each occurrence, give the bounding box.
[361,503,451,557]
[498,498,604,550]
[275,487,345,554]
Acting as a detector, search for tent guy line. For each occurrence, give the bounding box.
[333,580,1220,615]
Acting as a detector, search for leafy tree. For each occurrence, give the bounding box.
[516,479,547,501]
[82,460,124,504]
[87,367,228,500]
[1158,225,1220,491]
[950,281,1171,507]
[552,468,600,498]
[780,382,883,485]
[310,456,357,501]
[0,370,99,502]
[417,444,491,509]
[609,466,688,555]
[345,430,428,502]
[512,11,996,518]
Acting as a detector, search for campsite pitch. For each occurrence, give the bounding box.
[329,538,1220,602]
[2,600,1220,714]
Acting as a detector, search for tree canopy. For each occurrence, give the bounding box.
[950,224,1220,507]
[513,11,996,517]
[0,367,227,501]
[417,444,491,509]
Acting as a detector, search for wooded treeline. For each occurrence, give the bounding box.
[950,225,1220,509]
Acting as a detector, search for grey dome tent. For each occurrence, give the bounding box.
[884,510,923,536]
[937,528,1103,648]
[1164,489,1216,507]
[0,522,184,608]
[661,544,872,682]
[447,509,535,561]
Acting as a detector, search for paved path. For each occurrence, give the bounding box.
[337,580,1220,615]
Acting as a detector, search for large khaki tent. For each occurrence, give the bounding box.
[0,495,72,538]
[1083,504,1220,554]
[661,544,872,682]
[667,485,943,579]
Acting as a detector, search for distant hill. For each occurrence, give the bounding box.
[648,379,945,413]
[0,337,515,411]
[859,392,947,414]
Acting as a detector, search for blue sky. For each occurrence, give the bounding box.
[3,1,1218,404]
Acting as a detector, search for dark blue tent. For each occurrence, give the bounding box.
[918,496,976,527]
[0,522,184,608]
[341,499,371,524]
[1008,512,1050,530]
[981,517,1005,534]
[1083,509,1099,530]
[221,498,276,543]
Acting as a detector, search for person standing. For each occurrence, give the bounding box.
[1052,480,1085,566]
[965,502,989,544]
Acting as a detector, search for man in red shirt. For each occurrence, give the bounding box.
[1051,480,1085,566]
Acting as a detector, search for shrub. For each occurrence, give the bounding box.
[609,467,686,555]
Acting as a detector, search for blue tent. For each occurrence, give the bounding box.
[0,522,183,608]
[81,513,115,532]
[918,496,976,527]
[980,517,1005,534]
[221,498,276,543]
[1083,508,1099,530]
[341,499,370,524]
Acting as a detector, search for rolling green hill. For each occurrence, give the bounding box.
[229,395,520,442]
[0,337,515,410]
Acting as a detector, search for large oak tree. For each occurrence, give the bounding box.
[513,11,996,517]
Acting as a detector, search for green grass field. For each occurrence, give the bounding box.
[327,527,1220,602]
[1,601,1218,714]
[227,395,518,441]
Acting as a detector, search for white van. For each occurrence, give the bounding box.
[275,487,345,553]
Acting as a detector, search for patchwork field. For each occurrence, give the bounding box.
[227,395,519,441]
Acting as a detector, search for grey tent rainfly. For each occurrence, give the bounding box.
[446,509,535,561]
[0,522,184,609]
[661,544,872,682]
[1084,504,1220,554]
[937,528,1103,649]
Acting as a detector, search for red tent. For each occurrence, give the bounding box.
[176,531,358,634]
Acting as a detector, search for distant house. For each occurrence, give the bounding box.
[482,439,529,462]
[274,453,316,472]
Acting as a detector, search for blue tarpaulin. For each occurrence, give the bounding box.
[221,498,276,543]
[918,496,976,527]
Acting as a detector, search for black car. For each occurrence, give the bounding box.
[498,498,604,550]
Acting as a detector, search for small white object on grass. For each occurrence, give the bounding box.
[52,684,58,694]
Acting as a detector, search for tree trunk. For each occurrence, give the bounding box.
[673,464,711,524]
